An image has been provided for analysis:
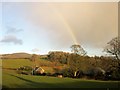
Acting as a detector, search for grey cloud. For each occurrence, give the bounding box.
[1,35,23,45]
[31,48,40,52]
[6,26,23,34]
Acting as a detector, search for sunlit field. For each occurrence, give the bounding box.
[2,59,119,88]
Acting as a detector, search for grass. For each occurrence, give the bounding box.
[2,59,55,73]
[2,59,33,68]
[3,71,118,88]
[2,59,120,88]
[2,59,63,73]
[3,70,119,88]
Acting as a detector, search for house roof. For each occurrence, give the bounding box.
[35,67,44,72]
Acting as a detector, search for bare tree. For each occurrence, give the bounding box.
[71,44,87,55]
[30,54,40,68]
[104,37,120,60]
[30,54,40,75]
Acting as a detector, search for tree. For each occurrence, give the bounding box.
[104,37,120,60]
[48,51,70,64]
[67,44,87,77]
[30,54,40,68]
[68,54,81,77]
[71,44,87,55]
[68,55,95,78]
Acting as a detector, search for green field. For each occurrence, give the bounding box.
[2,59,120,88]
[2,59,33,68]
[2,59,55,73]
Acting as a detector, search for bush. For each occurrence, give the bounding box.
[17,66,32,75]
[34,72,47,76]
[105,69,120,80]
[21,71,30,75]
[17,66,32,71]
[83,68,105,80]
[60,68,73,77]
[111,70,120,80]
[52,73,62,77]
[46,73,52,76]
[16,70,31,75]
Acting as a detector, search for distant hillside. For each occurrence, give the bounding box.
[1,53,32,59]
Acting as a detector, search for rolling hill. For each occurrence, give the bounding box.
[1,52,32,59]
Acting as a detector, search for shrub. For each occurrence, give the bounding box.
[52,73,62,77]
[17,66,32,71]
[17,66,32,75]
[46,73,52,76]
[60,68,73,77]
[34,72,47,76]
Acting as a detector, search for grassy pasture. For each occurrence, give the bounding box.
[2,59,33,68]
[3,70,119,88]
[2,59,120,88]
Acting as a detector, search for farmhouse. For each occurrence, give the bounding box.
[32,66,45,75]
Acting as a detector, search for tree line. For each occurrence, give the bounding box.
[46,37,120,80]
[25,37,120,80]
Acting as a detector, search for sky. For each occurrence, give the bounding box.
[0,2,118,56]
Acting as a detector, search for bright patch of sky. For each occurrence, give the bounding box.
[0,2,118,56]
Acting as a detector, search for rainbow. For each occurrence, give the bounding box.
[50,5,78,45]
